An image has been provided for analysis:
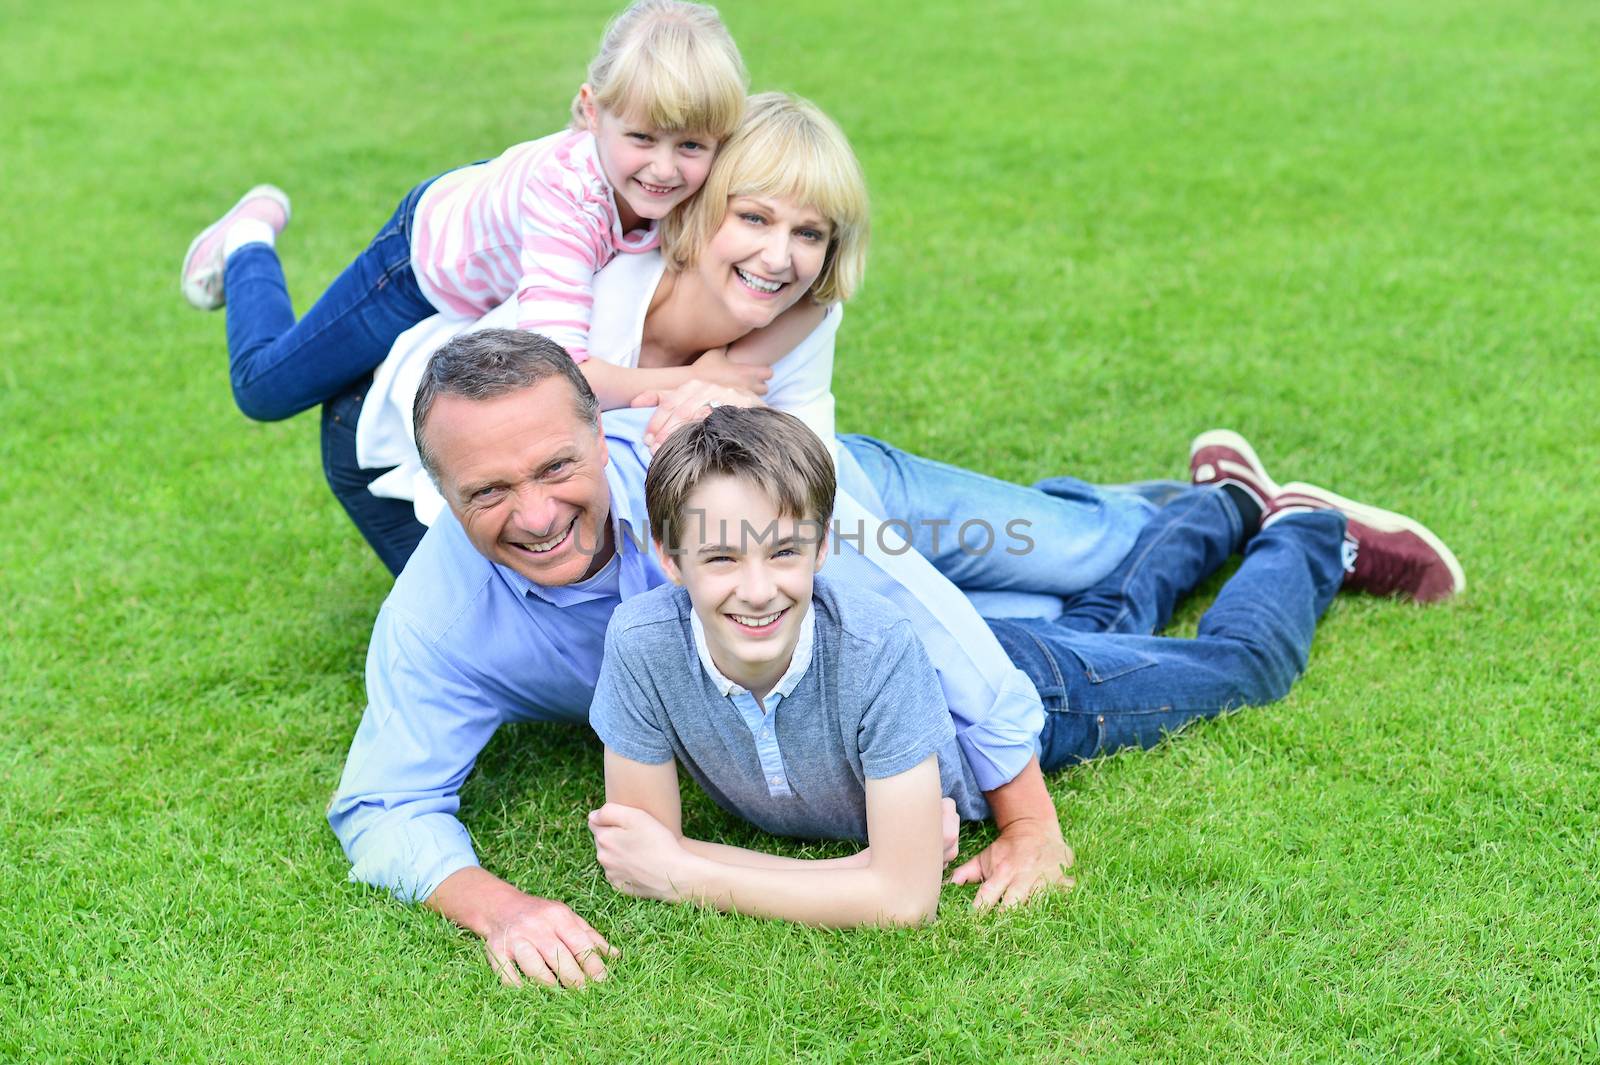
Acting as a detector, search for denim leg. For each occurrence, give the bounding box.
[1054,486,1244,635]
[222,178,439,422]
[991,509,1348,772]
[321,376,429,576]
[836,434,1155,596]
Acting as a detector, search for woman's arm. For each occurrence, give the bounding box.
[592,752,946,927]
[725,299,829,366]
[579,357,770,411]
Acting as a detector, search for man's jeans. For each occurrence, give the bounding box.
[984,488,1348,772]
[223,177,439,422]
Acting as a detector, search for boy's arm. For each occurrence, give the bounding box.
[725,299,829,366]
[600,748,875,872]
[591,756,945,927]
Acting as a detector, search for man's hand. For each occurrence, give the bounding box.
[630,380,762,451]
[949,756,1076,910]
[427,866,616,989]
[589,802,694,901]
[947,816,1075,910]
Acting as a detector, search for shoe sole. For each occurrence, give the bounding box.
[1280,480,1467,596]
[1189,428,1282,497]
[180,183,291,310]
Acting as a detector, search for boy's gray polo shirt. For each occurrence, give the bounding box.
[590,574,990,842]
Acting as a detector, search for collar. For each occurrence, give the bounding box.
[689,602,816,701]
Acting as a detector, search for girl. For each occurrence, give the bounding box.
[180,0,766,422]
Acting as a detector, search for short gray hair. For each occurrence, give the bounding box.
[412,329,600,478]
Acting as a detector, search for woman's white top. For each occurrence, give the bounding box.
[356,251,841,526]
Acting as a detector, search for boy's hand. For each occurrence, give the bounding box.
[589,802,692,901]
[941,797,960,865]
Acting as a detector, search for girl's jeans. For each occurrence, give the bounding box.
[222,177,439,422]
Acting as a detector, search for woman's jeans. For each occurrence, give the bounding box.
[989,488,1348,772]
[222,177,439,422]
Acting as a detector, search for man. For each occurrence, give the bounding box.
[329,329,1110,988]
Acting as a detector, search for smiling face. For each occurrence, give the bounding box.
[425,378,614,586]
[657,473,827,697]
[695,194,831,332]
[585,93,717,233]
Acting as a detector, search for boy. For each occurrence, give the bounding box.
[588,409,1463,926]
[588,405,977,927]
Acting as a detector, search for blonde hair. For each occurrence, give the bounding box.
[661,92,870,305]
[570,0,747,143]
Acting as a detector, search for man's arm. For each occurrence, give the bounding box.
[950,755,1075,909]
[592,752,945,927]
[329,604,611,988]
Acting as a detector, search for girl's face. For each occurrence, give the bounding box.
[697,194,832,332]
[587,101,717,230]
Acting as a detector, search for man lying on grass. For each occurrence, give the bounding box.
[588,405,1464,925]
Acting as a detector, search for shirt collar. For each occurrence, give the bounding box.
[689,602,816,701]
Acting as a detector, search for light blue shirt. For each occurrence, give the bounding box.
[689,604,817,797]
[328,408,1043,902]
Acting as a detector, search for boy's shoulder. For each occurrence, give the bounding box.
[607,582,692,650]
[811,574,921,659]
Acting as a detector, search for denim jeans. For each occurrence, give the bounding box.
[321,375,429,576]
[837,434,1156,600]
[223,176,440,422]
[983,487,1348,772]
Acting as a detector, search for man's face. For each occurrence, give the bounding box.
[658,474,826,692]
[426,379,613,586]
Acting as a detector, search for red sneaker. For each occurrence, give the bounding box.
[1189,429,1282,513]
[1273,482,1466,603]
[180,184,291,310]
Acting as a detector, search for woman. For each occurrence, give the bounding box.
[330,94,1152,614]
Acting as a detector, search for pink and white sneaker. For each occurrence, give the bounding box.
[180,184,291,310]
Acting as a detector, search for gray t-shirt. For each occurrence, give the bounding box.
[589,574,990,841]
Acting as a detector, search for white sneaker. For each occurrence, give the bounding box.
[180,184,291,310]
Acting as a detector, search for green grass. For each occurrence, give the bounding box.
[4,0,1599,1059]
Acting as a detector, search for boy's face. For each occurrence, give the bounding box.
[657,474,827,692]
[583,88,717,230]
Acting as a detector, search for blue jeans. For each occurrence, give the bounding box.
[984,487,1348,771]
[223,176,440,422]
[837,435,1156,604]
[321,376,429,576]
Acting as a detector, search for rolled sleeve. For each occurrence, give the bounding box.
[327,605,506,903]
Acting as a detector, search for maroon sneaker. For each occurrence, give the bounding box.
[1272,481,1466,603]
[1189,429,1283,513]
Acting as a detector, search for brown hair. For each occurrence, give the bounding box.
[646,406,835,552]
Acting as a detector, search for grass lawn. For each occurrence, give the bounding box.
[4,0,1598,1059]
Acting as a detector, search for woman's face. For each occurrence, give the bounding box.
[697,195,832,331]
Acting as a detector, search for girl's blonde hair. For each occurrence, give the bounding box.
[661,92,870,305]
[570,0,747,143]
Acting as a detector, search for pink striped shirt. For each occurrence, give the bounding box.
[409,130,659,363]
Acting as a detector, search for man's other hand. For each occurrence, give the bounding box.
[427,866,617,989]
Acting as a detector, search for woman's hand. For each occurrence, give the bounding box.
[631,379,763,451]
[691,346,773,396]
[589,803,694,902]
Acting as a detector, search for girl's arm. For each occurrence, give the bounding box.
[592,750,946,927]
